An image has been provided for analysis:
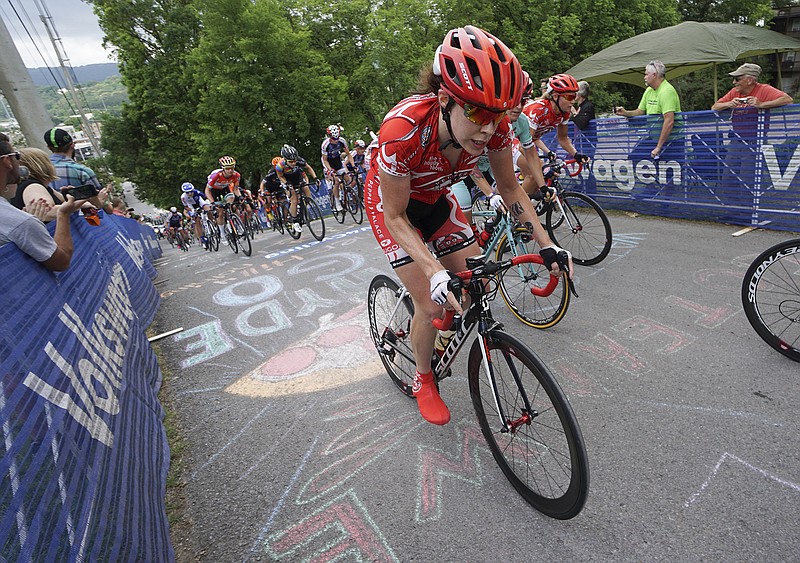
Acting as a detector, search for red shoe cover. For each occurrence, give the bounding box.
[412,371,450,425]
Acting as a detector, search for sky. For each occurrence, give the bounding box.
[2,0,114,68]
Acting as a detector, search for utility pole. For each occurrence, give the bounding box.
[0,14,52,151]
[36,0,103,157]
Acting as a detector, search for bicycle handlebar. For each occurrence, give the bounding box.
[431,254,561,330]
[545,158,583,178]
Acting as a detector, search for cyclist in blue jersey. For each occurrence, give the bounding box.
[180,182,211,246]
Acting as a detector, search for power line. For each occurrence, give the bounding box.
[2,0,74,113]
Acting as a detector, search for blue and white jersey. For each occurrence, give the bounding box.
[181,189,209,210]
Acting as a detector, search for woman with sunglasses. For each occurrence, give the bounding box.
[521,74,590,201]
[364,26,573,426]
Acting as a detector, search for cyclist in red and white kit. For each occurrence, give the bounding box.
[521,74,589,200]
[205,155,242,228]
[365,26,573,426]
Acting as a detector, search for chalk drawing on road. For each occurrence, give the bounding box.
[416,423,490,523]
[610,232,647,249]
[579,231,644,276]
[576,333,650,376]
[612,315,696,354]
[175,319,235,369]
[685,452,800,508]
[665,296,738,329]
[549,358,612,397]
[692,268,745,294]
[262,489,399,562]
[226,303,382,397]
[296,394,422,506]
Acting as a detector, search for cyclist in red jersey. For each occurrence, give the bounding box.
[206,155,242,228]
[365,26,573,426]
[521,74,589,200]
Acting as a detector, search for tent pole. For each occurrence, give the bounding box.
[776,50,782,87]
[713,64,717,100]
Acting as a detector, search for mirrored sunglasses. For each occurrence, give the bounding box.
[459,101,507,126]
[558,93,577,102]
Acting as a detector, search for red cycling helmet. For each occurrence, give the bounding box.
[521,70,533,99]
[548,74,579,94]
[435,25,523,111]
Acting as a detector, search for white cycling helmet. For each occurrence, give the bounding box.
[354,139,366,148]
[170,206,177,213]
[181,182,194,192]
[326,124,340,139]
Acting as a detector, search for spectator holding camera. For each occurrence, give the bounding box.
[711,63,792,213]
[711,63,792,112]
[44,127,111,213]
[0,133,85,271]
[9,147,65,223]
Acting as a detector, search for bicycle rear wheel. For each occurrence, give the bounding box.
[303,197,326,241]
[345,186,363,224]
[468,330,589,519]
[495,228,570,329]
[546,192,612,266]
[367,275,417,397]
[232,214,252,256]
[741,239,800,362]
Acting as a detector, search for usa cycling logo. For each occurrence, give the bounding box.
[420,126,432,148]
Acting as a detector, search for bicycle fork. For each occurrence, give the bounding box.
[476,312,537,435]
[553,196,583,234]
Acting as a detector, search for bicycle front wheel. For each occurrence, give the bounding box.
[468,330,589,519]
[495,228,570,329]
[209,221,221,251]
[225,222,239,253]
[272,205,284,234]
[367,275,417,397]
[546,192,612,266]
[741,239,800,362]
[345,186,363,224]
[331,190,346,224]
[303,197,326,241]
[232,214,252,256]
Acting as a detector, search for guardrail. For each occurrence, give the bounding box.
[545,103,800,232]
[0,213,171,561]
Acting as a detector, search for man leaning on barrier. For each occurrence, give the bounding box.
[614,60,684,207]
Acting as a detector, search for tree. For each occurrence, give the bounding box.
[88,0,202,208]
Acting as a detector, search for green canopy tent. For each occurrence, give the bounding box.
[566,21,800,98]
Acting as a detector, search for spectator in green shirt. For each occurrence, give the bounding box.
[614,60,682,159]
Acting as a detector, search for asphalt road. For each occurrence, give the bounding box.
[149,212,799,562]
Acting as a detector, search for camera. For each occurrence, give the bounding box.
[734,97,748,104]
[62,184,99,200]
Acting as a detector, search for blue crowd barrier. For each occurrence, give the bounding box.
[0,213,171,562]
[543,104,800,232]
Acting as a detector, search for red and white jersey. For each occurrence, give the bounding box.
[367,93,512,204]
[522,99,570,141]
[206,168,241,191]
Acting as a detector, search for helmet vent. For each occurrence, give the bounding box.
[444,58,460,87]
[466,57,484,91]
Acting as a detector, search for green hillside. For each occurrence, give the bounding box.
[37,75,128,123]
